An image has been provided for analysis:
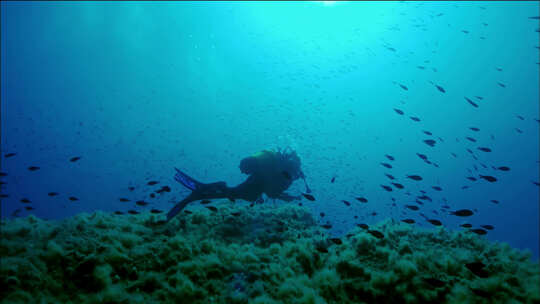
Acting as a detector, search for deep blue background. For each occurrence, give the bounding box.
[1,2,539,258]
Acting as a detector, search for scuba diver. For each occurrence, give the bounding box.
[166,147,311,221]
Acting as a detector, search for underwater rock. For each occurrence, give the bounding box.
[0,203,539,303]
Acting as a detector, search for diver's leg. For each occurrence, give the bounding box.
[166,195,197,221]
[166,181,232,221]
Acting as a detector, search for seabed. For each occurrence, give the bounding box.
[1,203,539,303]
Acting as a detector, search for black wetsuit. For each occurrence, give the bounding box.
[166,150,303,221]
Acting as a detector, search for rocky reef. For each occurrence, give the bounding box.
[1,203,539,303]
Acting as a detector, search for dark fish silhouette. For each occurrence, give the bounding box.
[48,192,59,196]
[401,219,415,224]
[70,156,81,162]
[127,210,139,215]
[119,198,130,202]
[150,193,156,198]
[150,209,163,214]
[356,197,368,203]
[460,223,472,228]
[20,198,31,203]
[28,166,40,171]
[381,162,392,169]
[147,181,159,185]
[302,193,315,201]
[368,230,384,239]
[410,116,421,122]
[427,219,442,226]
[477,147,491,152]
[24,206,35,211]
[466,177,477,181]
[480,225,494,230]
[114,211,124,215]
[417,153,428,160]
[432,186,442,191]
[4,153,16,158]
[206,206,218,212]
[407,175,422,181]
[68,196,79,201]
[385,155,395,161]
[128,186,135,191]
[405,205,419,211]
[381,185,393,192]
[497,82,506,88]
[331,177,335,183]
[394,108,404,115]
[434,84,445,93]
[316,246,328,253]
[399,84,408,91]
[320,212,325,217]
[200,199,212,205]
[490,200,499,204]
[465,137,476,142]
[391,182,404,189]
[156,186,171,193]
[471,228,487,235]
[417,195,431,201]
[423,139,436,147]
[342,200,351,206]
[231,212,242,216]
[423,130,432,135]
[385,173,395,180]
[321,224,332,229]
[497,166,510,171]
[136,200,149,206]
[450,209,473,216]
[470,127,480,131]
[479,175,497,182]
[357,223,369,229]
[465,96,478,108]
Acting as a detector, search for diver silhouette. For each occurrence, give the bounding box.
[166,147,310,221]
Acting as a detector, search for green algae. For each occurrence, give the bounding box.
[1,203,539,303]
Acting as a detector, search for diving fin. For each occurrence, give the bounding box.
[174,168,202,191]
[166,198,191,222]
[302,176,312,193]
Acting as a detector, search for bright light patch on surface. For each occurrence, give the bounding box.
[314,1,339,6]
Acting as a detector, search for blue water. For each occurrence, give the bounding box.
[1,2,539,258]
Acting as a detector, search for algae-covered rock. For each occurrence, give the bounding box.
[0,203,539,303]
